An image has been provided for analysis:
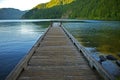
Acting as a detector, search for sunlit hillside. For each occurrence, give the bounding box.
[34,0,74,9]
[22,0,120,20]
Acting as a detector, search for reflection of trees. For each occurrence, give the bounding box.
[64,22,120,59]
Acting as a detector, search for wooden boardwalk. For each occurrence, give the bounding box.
[6,23,103,80]
[18,23,100,80]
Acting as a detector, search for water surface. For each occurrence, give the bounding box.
[63,21,120,59]
[0,19,120,80]
[63,21,120,78]
[0,21,48,80]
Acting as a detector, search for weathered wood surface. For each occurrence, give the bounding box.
[62,25,115,80]
[6,23,101,80]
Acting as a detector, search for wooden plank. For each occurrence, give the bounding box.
[5,25,52,80]
[62,25,115,80]
[6,23,102,80]
[17,23,100,80]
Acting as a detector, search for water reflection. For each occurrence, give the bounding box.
[63,21,120,78]
[20,23,39,34]
[63,21,120,59]
[0,22,48,80]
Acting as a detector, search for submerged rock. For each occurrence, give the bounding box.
[116,60,120,67]
[99,55,106,63]
[106,55,117,60]
[85,47,97,53]
[102,61,120,76]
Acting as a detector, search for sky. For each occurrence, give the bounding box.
[0,0,50,11]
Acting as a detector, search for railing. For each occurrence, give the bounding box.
[61,25,115,80]
[5,22,115,80]
[5,25,52,80]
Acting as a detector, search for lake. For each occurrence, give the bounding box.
[63,21,120,59]
[0,20,120,80]
[0,21,48,80]
[63,21,120,78]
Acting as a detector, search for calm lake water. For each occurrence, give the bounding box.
[0,20,120,80]
[0,21,48,80]
[63,21,120,78]
[63,21,120,59]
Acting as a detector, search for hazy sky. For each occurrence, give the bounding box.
[0,0,50,11]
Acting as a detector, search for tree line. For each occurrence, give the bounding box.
[22,0,120,20]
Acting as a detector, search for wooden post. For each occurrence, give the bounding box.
[60,21,62,27]
[50,21,53,27]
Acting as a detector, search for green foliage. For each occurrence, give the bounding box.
[22,0,120,20]
[23,6,64,19]
[22,0,73,19]
[34,0,74,9]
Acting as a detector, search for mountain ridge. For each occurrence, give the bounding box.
[34,0,74,9]
[0,8,26,19]
[22,0,120,20]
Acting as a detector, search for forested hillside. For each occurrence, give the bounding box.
[22,0,120,20]
[0,8,26,19]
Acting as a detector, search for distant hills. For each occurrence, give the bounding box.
[22,0,120,20]
[0,8,26,19]
[22,0,74,19]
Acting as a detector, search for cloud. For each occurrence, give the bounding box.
[0,0,50,10]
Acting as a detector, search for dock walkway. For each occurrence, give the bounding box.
[6,23,101,80]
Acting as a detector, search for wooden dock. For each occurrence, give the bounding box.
[6,23,114,80]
